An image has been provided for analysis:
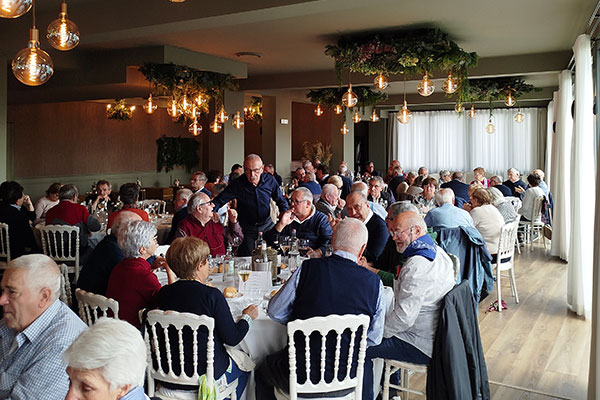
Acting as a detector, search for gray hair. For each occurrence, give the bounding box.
[451,171,464,181]
[8,254,61,302]
[59,184,79,201]
[387,201,418,220]
[118,220,157,259]
[508,168,520,176]
[434,188,455,205]
[533,169,545,179]
[63,318,147,390]
[192,171,207,182]
[176,188,193,202]
[401,211,428,233]
[369,175,384,186]
[110,211,142,238]
[351,181,368,196]
[245,154,263,164]
[331,218,368,253]
[302,160,313,169]
[188,192,210,210]
[487,187,505,206]
[406,171,418,180]
[439,170,450,178]
[293,187,313,203]
[346,191,368,205]
[321,183,338,197]
[489,176,503,185]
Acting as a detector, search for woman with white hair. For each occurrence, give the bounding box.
[106,220,175,328]
[487,187,518,223]
[63,318,149,400]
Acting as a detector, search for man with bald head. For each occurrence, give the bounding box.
[361,211,455,400]
[213,154,288,256]
[424,188,474,229]
[345,191,389,262]
[0,254,87,399]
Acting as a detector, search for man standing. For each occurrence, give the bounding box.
[212,154,288,256]
[337,162,353,199]
[345,192,389,262]
[190,171,211,197]
[315,183,345,219]
[424,189,475,229]
[440,171,470,207]
[0,254,87,399]
[362,211,455,400]
[256,218,385,400]
[503,168,527,199]
[167,188,193,244]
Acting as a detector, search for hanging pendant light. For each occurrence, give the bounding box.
[188,105,199,119]
[314,104,324,117]
[196,92,207,106]
[514,108,525,123]
[46,1,79,50]
[12,23,53,86]
[467,104,477,118]
[370,108,379,122]
[373,73,388,90]
[216,106,229,123]
[188,119,202,136]
[334,105,344,115]
[454,102,464,113]
[340,121,349,135]
[442,72,457,94]
[0,0,32,18]
[486,118,495,134]
[210,119,222,133]
[505,89,516,107]
[232,111,244,129]
[417,73,435,96]
[352,109,361,123]
[397,76,412,124]
[179,94,192,113]
[143,94,157,114]
[341,84,358,107]
[166,98,182,118]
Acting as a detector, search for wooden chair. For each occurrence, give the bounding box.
[75,288,120,326]
[142,310,238,400]
[140,199,167,215]
[58,264,73,307]
[382,360,427,400]
[40,224,80,282]
[0,222,10,269]
[518,195,546,251]
[274,314,370,400]
[495,220,520,312]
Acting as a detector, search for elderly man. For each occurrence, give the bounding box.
[302,160,315,174]
[385,160,401,183]
[503,168,527,199]
[418,166,429,178]
[362,211,455,400]
[439,169,451,184]
[0,254,87,399]
[424,188,475,229]
[45,184,101,253]
[315,183,345,219]
[176,192,243,257]
[388,166,406,198]
[292,167,305,187]
[316,164,330,187]
[489,175,512,197]
[345,191,389,262]
[256,218,385,400]
[167,187,193,244]
[212,154,288,256]
[349,181,387,220]
[267,187,332,257]
[440,171,470,207]
[264,163,283,186]
[190,171,211,197]
[368,175,395,209]
[107,182,149,228]
[299,171,322,196]
[84,179,118,213]
[533,169,550,196]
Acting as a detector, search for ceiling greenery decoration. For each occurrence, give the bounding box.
[307,86,388,109]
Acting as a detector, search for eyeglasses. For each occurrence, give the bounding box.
[388,226,414,238]
[369,184,383,189]
[244,166,263,174]
[290,199,309,205]
[197,200,213,207]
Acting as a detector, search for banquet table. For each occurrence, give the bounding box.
[152,214,173,245]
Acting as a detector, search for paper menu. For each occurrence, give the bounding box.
[240,270,271,298]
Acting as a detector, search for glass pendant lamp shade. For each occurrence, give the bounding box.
[467,104,476,118]
[167,98,182,118]
[217,107,229,123]
[188,120,202,136]
[442,73,457,94]
[370,108,379,122]
[397,100,412,124]
[0,0,32,18]
[373,73,388,90]
[505,92,516,107]
[514,108,525,123]
[232,111,244,129]
[196,93,207,106]
[334,105,343,114]
[341,84,358,107]
[352,109,361,123]
[179,95,191,113]
[210,119,222,133]
[12,28,53,86]
[314,104,324,116]
[454,102,464,113]
[143,94,157,114]
[340,122,349,135]
[46,1,79,50]
[486,119,495,134]
[417,73,435,96]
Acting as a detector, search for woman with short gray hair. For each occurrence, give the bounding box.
[106,220,175,328]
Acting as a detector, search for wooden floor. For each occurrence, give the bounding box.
[397,241,591,400]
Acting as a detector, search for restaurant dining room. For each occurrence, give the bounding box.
[0,0,599,399]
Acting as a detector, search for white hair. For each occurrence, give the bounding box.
[110,210,141,238]
[176,188,193,202]
[434,188,454,205]
[387,201,418,220]
[332,218,368,254]
[188,192,210,209]
[487,187,505,206]
[321,183,338,197]
[245,154,262,164]
[63,318,147,390]
[351,181,368,196]
[293,187,313,202]
[118,220,157,259]
[8,254,61,302]
[508,168,519,176]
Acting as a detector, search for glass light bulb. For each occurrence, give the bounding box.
[188,120,202,136]
[486,119,495,134]
[188,106,199,119]
[179,95,191,112]
[417,74,435,96]
[370,109,379,122]
[397,101,412,124]
[0,0,32,18]
[468,105,477,118]
[505,92,515,107]
[352,110,361,123]
[217,107,229,123]
[442,73,457,94]
[130,105,135,112]
[166,98,182,118]
[373,73,388,90]
[143,94,157,114]
[106,104,111,110]
[454,103,464,113]
[210,119,222,133]
[314,104,324,116]
[232,112,244,129]
[46,2,79,51]
[12,29,53,86]
[196,93,207,106]
[515,109,525,123]
[334,105,343,114]
[340,122,349,135]
[341,85,358,107]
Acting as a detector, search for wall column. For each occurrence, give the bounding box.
[343,110,355,172]
[274,92,292,181]
[0,56,7,181]
[218,90,245,174]
[261,95,276,166]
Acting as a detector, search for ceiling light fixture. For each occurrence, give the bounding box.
[486,118,495,134]
[417,73,434,96]
[340,121,349,135]
[232,111,244,129]
[397,76,412,124]
[0,0,31,18]
[373,73,388,90]
[514,108,524,123]
[334,105,343,115]
[235,51,262,58]
[454,102,464,113]
[143,94,157,114]
[189,119,202,136]
[467,104,476,118]
[166,98,182,119]
[341,84,358,108]
[352,109,361,123]
[442,72,457,94]
[46,0,79,50]
[505,88,516,107]
[370,108,379,122]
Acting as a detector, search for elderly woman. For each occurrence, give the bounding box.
[0,181,37,258]
[34,182,61,223]
[471,167,489,187]
[63,318,149,400]
[487,187,518,223]
[519,173,546,221]
[413,177,438,213]
[106,220,175,328]
[468,188,505,256]
[155,237,257,399]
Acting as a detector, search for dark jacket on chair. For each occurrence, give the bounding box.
[426,280,490,400]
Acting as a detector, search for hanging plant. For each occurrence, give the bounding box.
[458,77,539,115]
[106,99,135,121]
[307,86,388,110]
[156,135,201,173]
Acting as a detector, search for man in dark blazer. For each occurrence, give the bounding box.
[345,192,389,262]
[440,171,470,208]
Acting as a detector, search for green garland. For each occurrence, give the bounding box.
[106,99,134,121]
[307,86,388,109]
[461,77,537,103]
[156,135,200,173]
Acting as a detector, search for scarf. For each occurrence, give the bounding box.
[402,234,437,261]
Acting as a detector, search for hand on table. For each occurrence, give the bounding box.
[242,304,259,320]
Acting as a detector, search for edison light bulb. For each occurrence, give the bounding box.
[515,109,525,123]
[210,119,222,133]
[370,109,379,122]
[334,105,343,114]
[505,92,515,107]
[196,93,207,106]
[232,112,244,129]
[373,73,388,90]
[486,119,495,134]
[467,104,477,118]
[397,101,412,124]
[454,103,464,113]
[340,122,349,135]
[12,28,53,86]
[314,104,324,116]
[46,1,79,50]
[188,120,202,136]
[0,0,32,18]
[341,84,358,107]
[179,95,191,113]
[216,107,229,123]
[166,98,181,118]
[442,73,457,94]
[352,110,361,123]
[130,105,136,112]
[143,94,157,114]
[417,74,435,96]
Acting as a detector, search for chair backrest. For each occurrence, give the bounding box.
[496,220,519,266]
[287,314,370,400]
[505,197,522,213]
[139,200,166,215]
[529,195,544,222]
[142,310,216,395]
[40,224,80,262]
[58,264,73,307]
[447,253,461,283]
[0,222,10,264]
[75,288,120,326]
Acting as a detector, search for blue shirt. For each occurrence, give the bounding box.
[122,386,150,400]
[299,181,322,195]
[424,203,475,229]
[212,172,288,227]
[0,299,87,400]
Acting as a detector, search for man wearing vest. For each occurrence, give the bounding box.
[256,218,386,400]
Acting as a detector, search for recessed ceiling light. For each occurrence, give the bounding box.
[235,52,262,58]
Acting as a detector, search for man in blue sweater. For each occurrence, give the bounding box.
[256,218,385,400]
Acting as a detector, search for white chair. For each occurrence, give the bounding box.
[140,199,167,215]
[518,195,546,251]
[495,220,520,312]
[58,264,73,307]
[75,288,120,326]
[142,310,238,400]
[0,222,10,269]
[274,314,370,400]
[382,360,427,400]
[40,224,80,282]
[505,196,522,213]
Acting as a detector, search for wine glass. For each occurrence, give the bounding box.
[298,238,310,257]
[229,236,243,256]
[237,261,251,294]
[279,236,290,256]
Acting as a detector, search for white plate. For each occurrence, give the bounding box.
[264,286,282,300]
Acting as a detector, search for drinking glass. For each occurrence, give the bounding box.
[237,261,251,294]
[229,236,243,256]
[298,238,310,257]
[279,236,291,256]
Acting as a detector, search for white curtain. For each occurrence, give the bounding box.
[390,108,545,175]
[568,34,595,318]
[545,100,554,187]
[549,92,560,194]
[550,70,574,261]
